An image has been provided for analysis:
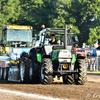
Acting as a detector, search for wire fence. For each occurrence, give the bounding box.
[87,55,100,71]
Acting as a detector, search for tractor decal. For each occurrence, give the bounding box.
[52,50,60,62]
[37,53,41,62]
[71,54,76,64]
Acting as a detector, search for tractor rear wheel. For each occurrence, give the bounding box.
[40,58,53,84]
[74,59,87,85]
[21,53,30,83]
[32,62,40,84]
[23,64,30,83]
[63,74,74,84]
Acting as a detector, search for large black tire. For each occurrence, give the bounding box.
[21,53,30,83]
[63,74,74,84]
[74,59,87,85]
[40,58,53,84]
[32,62,40,84]
[2,68,4,80]
[23,64,30,83]
[6,68,9,80]
[0,68,2,79]
[19,59,25,83]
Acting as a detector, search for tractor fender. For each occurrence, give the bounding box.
[42,55,51,59]
[76,54,85,59]
[29,48,37,62]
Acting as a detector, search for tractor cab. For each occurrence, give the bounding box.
[0,25,33,56]
[35,26,76,56]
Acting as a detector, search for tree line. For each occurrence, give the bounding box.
[0,0,100,46]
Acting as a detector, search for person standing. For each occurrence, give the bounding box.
[90,58,93,71]
[93,60,96,71]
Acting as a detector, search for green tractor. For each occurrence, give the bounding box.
[22,24,87,85]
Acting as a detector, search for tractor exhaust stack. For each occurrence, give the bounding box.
[64,23,67,49]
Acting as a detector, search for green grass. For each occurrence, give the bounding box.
[87,71,100,73]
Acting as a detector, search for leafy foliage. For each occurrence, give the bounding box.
[0,0,100,46]
[0,0,21,29]
[87,26,100,46]
[55,0,100,46]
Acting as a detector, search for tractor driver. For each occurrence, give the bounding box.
[49,34,59,45]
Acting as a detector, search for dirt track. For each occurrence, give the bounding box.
[0,75,100,100]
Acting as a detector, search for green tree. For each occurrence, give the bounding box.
[87,26,100,46]
[1,0,100,46]
[53,0,100,46]
[19,0,80,35]
[0,0,21,35]
[21,0,57,30]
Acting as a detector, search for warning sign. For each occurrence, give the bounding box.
[0,61,5,67]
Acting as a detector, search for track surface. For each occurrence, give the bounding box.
[0,75,100,100]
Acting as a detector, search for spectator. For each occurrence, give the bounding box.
[90,58,93,71]
[86,59,89,70]
[93,60,96,71]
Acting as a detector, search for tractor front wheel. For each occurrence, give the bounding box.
[74,59,87,85]
[40,58,53,84]
[21,53,30,83]
[19,60,25,83]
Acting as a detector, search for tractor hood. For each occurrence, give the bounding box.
[52,49,72,63]
[58,50,72,63]
[58,50,72,59]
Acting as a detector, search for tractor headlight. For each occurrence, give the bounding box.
[63,64,68,69]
